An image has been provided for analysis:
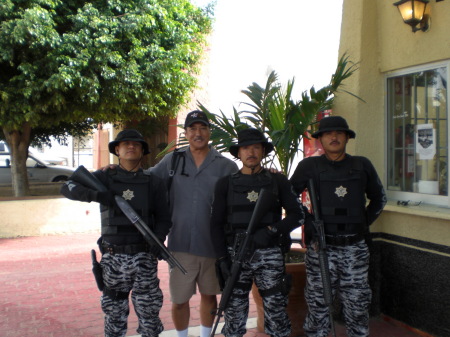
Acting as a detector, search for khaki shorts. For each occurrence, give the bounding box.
[169,252,220,304]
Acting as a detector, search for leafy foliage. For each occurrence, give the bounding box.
[0,0,212,129]
[199,54,360,176]
[0,0,213,196]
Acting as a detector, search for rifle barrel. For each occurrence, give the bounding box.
[307,179,336,337]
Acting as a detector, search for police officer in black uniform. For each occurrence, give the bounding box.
[210,128,304,337]
[290,116,386,337]
[61,129,172,337]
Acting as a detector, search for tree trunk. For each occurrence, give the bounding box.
[2,123,32,197]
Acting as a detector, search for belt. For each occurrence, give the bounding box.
[102,242,149,255]
[326,223,363,234]
[325,233,365,246]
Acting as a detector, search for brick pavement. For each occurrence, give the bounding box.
[0,232,431,337]
[0,232,259,337]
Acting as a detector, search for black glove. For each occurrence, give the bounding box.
[149,236,165,260]
[302,209,315,245]
[215,256,231,290]
[96,191,115,207]
[252,227,276,249]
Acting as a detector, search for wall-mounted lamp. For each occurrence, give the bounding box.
[393,0,430,32]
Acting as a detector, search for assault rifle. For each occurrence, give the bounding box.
[210,188,275,337]
[307,178,336,337]
[71,165,187,275]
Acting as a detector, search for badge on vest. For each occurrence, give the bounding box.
[335,185,348,198]
[122,189,135,200]
[247,190,259,202]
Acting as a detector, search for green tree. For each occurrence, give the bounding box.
[0,0,212,196]
[198,54,360,176]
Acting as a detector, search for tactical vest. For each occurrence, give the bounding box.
[226,170,281,234]
[100,170,153,236]
[317,156,366,232]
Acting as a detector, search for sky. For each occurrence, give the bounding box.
[192,0,344,114]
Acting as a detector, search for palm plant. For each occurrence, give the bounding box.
[200,53,360,176]
[158,53,360,176]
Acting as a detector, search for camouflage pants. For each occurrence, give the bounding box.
[222,246,291,337]
[100,252,163,337]
[304,240,371,337]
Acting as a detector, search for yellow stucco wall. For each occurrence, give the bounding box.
[378,0,450,73]
[335,0,450,167]
[374,201,450,250]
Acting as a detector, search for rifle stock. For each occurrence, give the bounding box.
[210,188,276,337]
[70,165,187,274]
[70,165,108,192]
[307,179,336,337]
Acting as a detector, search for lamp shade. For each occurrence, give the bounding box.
[394,0,429,31]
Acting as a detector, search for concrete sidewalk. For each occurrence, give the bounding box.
[0,232,431,337]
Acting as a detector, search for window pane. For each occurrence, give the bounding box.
[387,67,448,196]
[26,157,38,168]
[0,155,11,168]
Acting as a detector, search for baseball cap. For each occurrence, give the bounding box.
[184,110,210,128]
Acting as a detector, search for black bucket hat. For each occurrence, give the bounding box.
[229,128,274,158]
[108,129,150,156]
[311,116,356,139]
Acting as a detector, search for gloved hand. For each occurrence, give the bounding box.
[149,236,165,260]
[215,256,231,290]
[302,208,315,246]
[252,227,275,249]
[149,245,162,260]
[96,191,116,207]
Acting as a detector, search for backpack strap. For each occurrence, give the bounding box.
[167,149,186,193]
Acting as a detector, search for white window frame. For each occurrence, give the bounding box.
[385,60,450,207]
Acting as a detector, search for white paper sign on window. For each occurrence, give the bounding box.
[416,123,436,160]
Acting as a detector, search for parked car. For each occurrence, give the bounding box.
[0,141,69,166]
[33,155,69,166]
[0,153,75,184]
